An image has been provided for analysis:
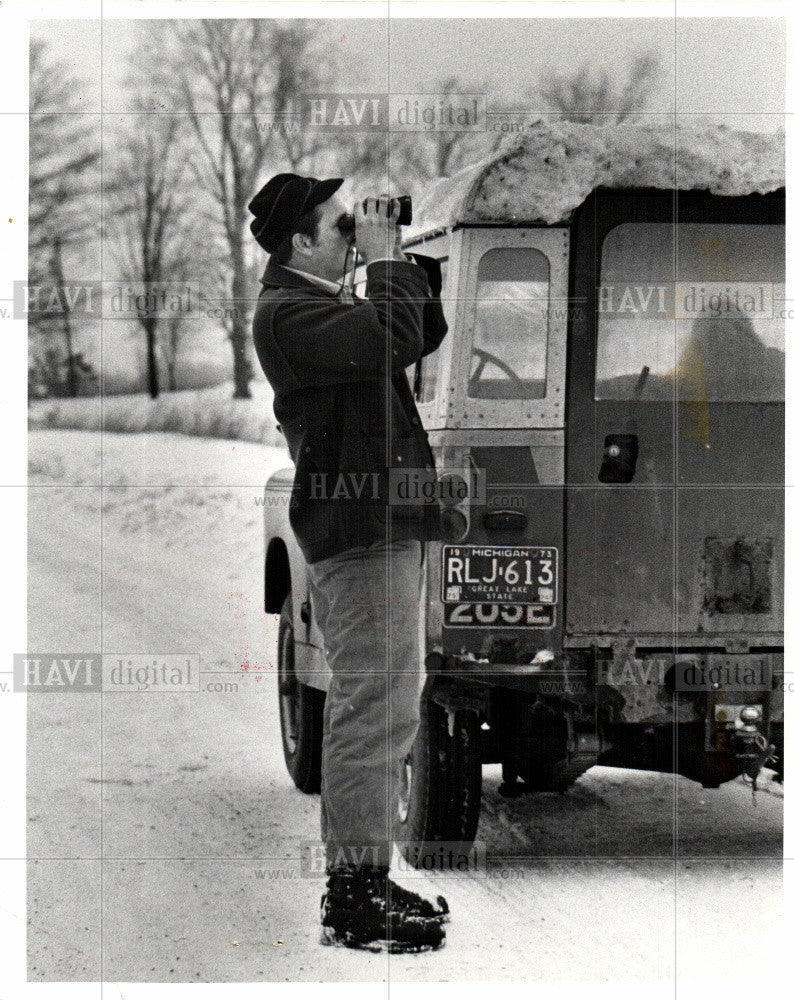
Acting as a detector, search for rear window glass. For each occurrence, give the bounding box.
[596,223,784,402]
[468,247,550,400]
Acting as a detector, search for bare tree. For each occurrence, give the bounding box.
[29,39,101,255]
[107,113,191,399]
[540,54,663,125]
[29,38,101,396]
[269,24,339,174]
[159,233,225,392]
[404,78,496,179]
[139,20,336,399]
[341,78,500,193]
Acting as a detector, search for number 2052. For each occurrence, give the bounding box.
[444,603,555,628]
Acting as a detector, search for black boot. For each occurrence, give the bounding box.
[320,864,447,953]
[383,874,450,923]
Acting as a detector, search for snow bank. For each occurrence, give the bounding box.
[28,379,282,446]
[415,118,784,228]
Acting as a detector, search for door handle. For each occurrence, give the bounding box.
[599,433,638,483]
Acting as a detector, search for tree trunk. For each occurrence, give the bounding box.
[144,317,160,399]
[62,312,78,398]
[51,236,79,397]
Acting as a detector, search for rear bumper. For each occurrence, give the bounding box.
[425,649,784,720]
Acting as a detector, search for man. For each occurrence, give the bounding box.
[249,173,450,953]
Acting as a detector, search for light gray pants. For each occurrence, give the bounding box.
[307,538,424,871]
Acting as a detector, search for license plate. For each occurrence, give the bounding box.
[444,602,556,629]
[441,545,558,605]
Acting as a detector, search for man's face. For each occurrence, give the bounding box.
[292,193,353,280]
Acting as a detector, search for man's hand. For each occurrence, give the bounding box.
[354,195,408,264]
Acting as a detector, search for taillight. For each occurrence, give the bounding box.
[440,506,469,541]
[435,451,483,542]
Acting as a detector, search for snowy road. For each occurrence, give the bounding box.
[26,430,784,984]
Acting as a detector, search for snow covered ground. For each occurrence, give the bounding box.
[27,429,783,984]
[28,379,280,447]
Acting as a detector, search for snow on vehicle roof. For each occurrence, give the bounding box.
[414,118,784,228]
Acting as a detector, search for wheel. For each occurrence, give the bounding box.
[394,697,482,869]
[277,590,325,793]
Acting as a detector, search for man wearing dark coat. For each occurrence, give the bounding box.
[249,173,450,953]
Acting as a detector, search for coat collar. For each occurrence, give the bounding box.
[260,259,343,297]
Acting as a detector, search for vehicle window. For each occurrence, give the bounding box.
[467,248,550,400]
[596,223,784,402]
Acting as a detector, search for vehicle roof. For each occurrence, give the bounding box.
[412,117,784,231]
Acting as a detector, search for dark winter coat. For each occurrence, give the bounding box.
[251,254,448,563]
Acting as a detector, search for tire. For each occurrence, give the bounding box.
[394,696,482,869]
[277,590,325,793]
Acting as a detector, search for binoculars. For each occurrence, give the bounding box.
[337,195,412,240]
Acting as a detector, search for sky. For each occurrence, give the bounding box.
[33,16,785,131]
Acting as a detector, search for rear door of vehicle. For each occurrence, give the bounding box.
[564,188,784,644]
[437,226,570,660]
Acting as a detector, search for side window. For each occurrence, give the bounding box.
[467,248,550,400]
[596,223,784,402]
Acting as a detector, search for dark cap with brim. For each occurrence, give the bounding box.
[248,173,344,253]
